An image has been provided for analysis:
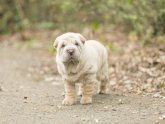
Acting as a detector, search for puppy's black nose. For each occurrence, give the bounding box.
[67,49,75,55]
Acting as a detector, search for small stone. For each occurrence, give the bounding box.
[57,105,62,109]
[0,86,3,91]
[132,111,138,114]
[24,96,28,99]
[94,119,99,123]
[155,120,159,123]
[159,114,165,120]
[118,99,124,104]
[103,106,108,109]
[49,104,54,106]
[112,108,117,111]
[153,93,161,98]
[44,77,54,82]
[73,115,78,118]
[81,117,90,121]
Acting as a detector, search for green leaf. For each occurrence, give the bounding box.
[24,39,37,47]
[107,44,121,54]
[139,40,147,46]
[127,0,133,4]
[90,22,101,31]
[49,47,56,54]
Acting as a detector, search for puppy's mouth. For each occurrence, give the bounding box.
[68,56,77,61]
[65,55,79,63]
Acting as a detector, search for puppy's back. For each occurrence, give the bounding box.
[83,40,108,70]
[84,40,108,58]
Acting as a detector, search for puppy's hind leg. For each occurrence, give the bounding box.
[99,63,109,94]
[100,80,109,94]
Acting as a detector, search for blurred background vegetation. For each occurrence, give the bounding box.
[0,0,165,39]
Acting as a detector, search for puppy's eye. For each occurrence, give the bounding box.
[75,42,79,46]
[61,44,65,48]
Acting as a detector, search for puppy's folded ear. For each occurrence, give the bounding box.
[77,33,86,44]
[53,39,58,48]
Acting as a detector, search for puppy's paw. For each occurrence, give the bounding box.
[99,89,107,94]
[99,85,108,94]
[62,98,75,106]
[80,97,92,105]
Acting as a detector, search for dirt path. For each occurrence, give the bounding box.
[0,39,164,124]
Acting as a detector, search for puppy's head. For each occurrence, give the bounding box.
[53,32,86,63]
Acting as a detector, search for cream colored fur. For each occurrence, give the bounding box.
[54,32,109,105]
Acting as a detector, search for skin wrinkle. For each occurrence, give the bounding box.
[54,32,109,105]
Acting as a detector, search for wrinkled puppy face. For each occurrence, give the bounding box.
[54,33,86,63]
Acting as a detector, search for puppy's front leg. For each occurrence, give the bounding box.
[63,82,76,105]
[80,82,93,105]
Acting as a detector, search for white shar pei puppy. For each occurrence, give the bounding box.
[53,32,109,105]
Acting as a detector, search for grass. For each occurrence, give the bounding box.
[107,44,122,54]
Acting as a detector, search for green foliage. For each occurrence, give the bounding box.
[59,1,74,13]
[107,44,121,54]
[139,40,148,47]
[24,39,37,47]
[90,22,101,32]
[157,84,165,90]
[15,39,37,48]
[36,22,55,30]
[127,0,133,4]
[0,0,165,38]
[49,47,56,55]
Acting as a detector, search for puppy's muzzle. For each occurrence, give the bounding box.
[67,49,75,56]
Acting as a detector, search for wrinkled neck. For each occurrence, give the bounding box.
[63,61,80,74]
